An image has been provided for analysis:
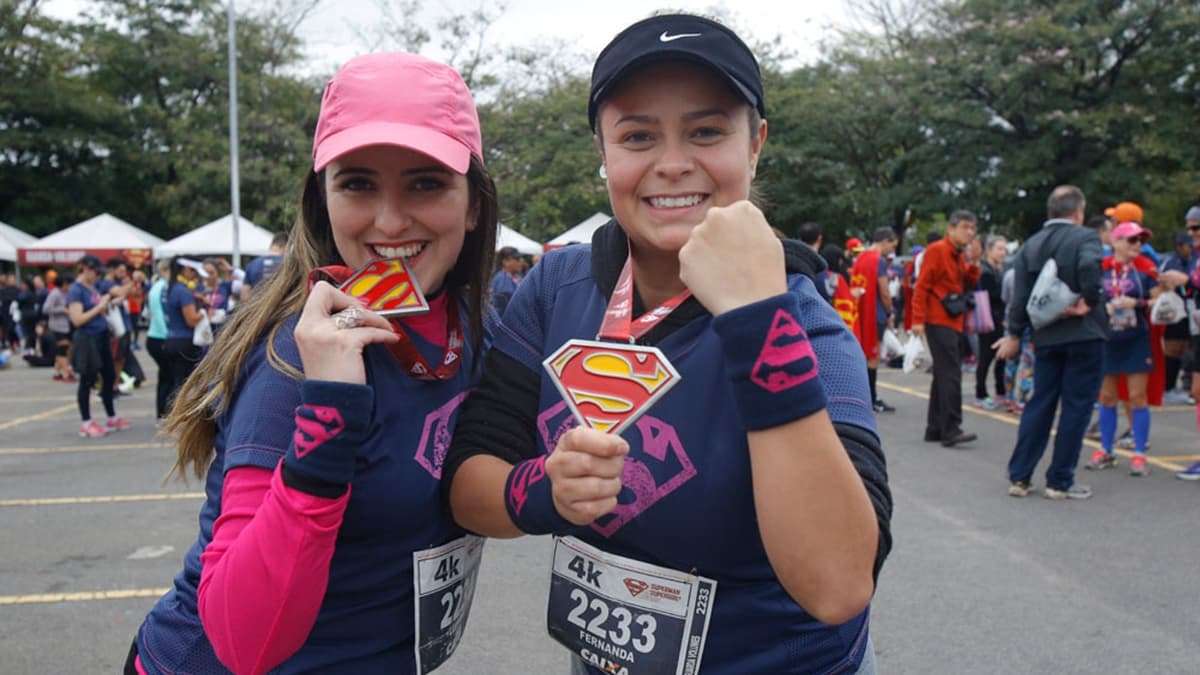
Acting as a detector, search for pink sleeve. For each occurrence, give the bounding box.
[198,464,349,675]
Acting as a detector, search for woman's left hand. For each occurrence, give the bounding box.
[295,281,400,384]
[679,201,787,316]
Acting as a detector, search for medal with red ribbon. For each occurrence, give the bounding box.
[542,256,685,435]
[308,259,463,381]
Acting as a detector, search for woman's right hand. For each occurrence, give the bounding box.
[545,427,628,526]
[295,281,399,384]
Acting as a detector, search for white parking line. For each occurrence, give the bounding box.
[0,443,171,456]
[0,493,204,507]
[0,588,171,605]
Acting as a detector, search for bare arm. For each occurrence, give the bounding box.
[449,455,524,538]
[68,298,107,328]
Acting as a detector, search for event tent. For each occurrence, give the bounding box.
[156,215,274,259]
[545,212,611,250]
[18,213,163,268]
[0,220,36,263]
[497,224,544,255]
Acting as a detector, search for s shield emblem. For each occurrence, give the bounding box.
[338,258,429,317]
[543,339,680,436]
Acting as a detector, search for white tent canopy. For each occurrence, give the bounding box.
[497,224,543,255]
[19,213,164,266]
[0,220,37,263]
[546,212,611,248]
[156,215,274,258]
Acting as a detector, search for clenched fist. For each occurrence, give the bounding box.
[679,201,787,316]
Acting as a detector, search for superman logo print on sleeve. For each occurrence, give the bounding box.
[543,257,684,435]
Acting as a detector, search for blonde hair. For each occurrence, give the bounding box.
[168,159,498,481]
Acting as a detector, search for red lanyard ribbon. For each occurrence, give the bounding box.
[308,264,463,381]
[597,256,692,342]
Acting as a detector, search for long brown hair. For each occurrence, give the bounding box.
[168,156,498,481]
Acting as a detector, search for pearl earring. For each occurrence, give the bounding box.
[598,165,607,179]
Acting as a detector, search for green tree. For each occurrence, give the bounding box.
[0,0,127,234]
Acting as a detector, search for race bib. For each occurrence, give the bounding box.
[547,536,716,675]
[413,535,485,673]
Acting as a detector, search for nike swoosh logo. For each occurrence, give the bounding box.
[659,31,701,42]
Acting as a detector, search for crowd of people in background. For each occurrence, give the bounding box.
[810,192,1200,488]
[0,231,288,435]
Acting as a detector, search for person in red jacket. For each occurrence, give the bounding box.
[851,227,898,412]
[911,210,981,447]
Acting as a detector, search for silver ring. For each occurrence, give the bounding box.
[333,306,364,330]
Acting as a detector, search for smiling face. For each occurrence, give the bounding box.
[1113,235,1143,262]
[595,61,766,260]
[324,145,474,295]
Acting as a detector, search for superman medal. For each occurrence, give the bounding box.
[543,340,681,436]
[336,258,429,317]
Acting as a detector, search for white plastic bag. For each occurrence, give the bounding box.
[1026,258,1079,330]
[106,304,127,338]
[882,328,904,361]
[902,335,930,374]
[1150,292,1185,326]
[192,313,214,347]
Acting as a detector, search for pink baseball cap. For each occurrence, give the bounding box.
[312,52,482,174]
[1112,221,1151,241]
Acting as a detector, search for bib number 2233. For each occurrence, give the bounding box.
[547,536,716,675]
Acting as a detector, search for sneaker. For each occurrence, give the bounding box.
[1177,460,1200,481]
[974,397,998,411]
[1085,449,1118,470]
[118,372,135,395]
[1114,431,1149,450]
[1008,480,1033,497]
[1163,389,1195,405]
[1043,484,1093,500]
[105,416,132,432]
[1084,421,1101,441]
[1129,455,1149,477]
[79,420,109,438]
[872,400,896,414]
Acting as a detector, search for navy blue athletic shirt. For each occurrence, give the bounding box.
[137,302,482,673]
[448,222,892,673]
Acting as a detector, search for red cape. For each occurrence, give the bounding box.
[851,249,882,359]
[902,261,915,331]
[831,273,858,330]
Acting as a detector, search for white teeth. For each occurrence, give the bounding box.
[648,195,703,209]
[372,243,425,259]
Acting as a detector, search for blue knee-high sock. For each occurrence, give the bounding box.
[1131,406,1151,454]
[1099,405,1118,454]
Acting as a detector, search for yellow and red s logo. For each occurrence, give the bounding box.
[544,340,680,435]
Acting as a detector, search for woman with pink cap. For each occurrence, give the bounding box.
[126,52,497,674]
[1086,221,1163,476]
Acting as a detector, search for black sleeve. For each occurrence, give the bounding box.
[834,422,892,582]
[441,348,542,502]
[1076,232,1104,307]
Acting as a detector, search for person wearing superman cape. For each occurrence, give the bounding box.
[445,13,891,675]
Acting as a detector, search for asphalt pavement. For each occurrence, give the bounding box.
[0,351,1197,673]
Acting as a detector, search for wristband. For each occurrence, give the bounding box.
[504,457,574,535]
[283,380,374,486]
[711,293,828,430]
